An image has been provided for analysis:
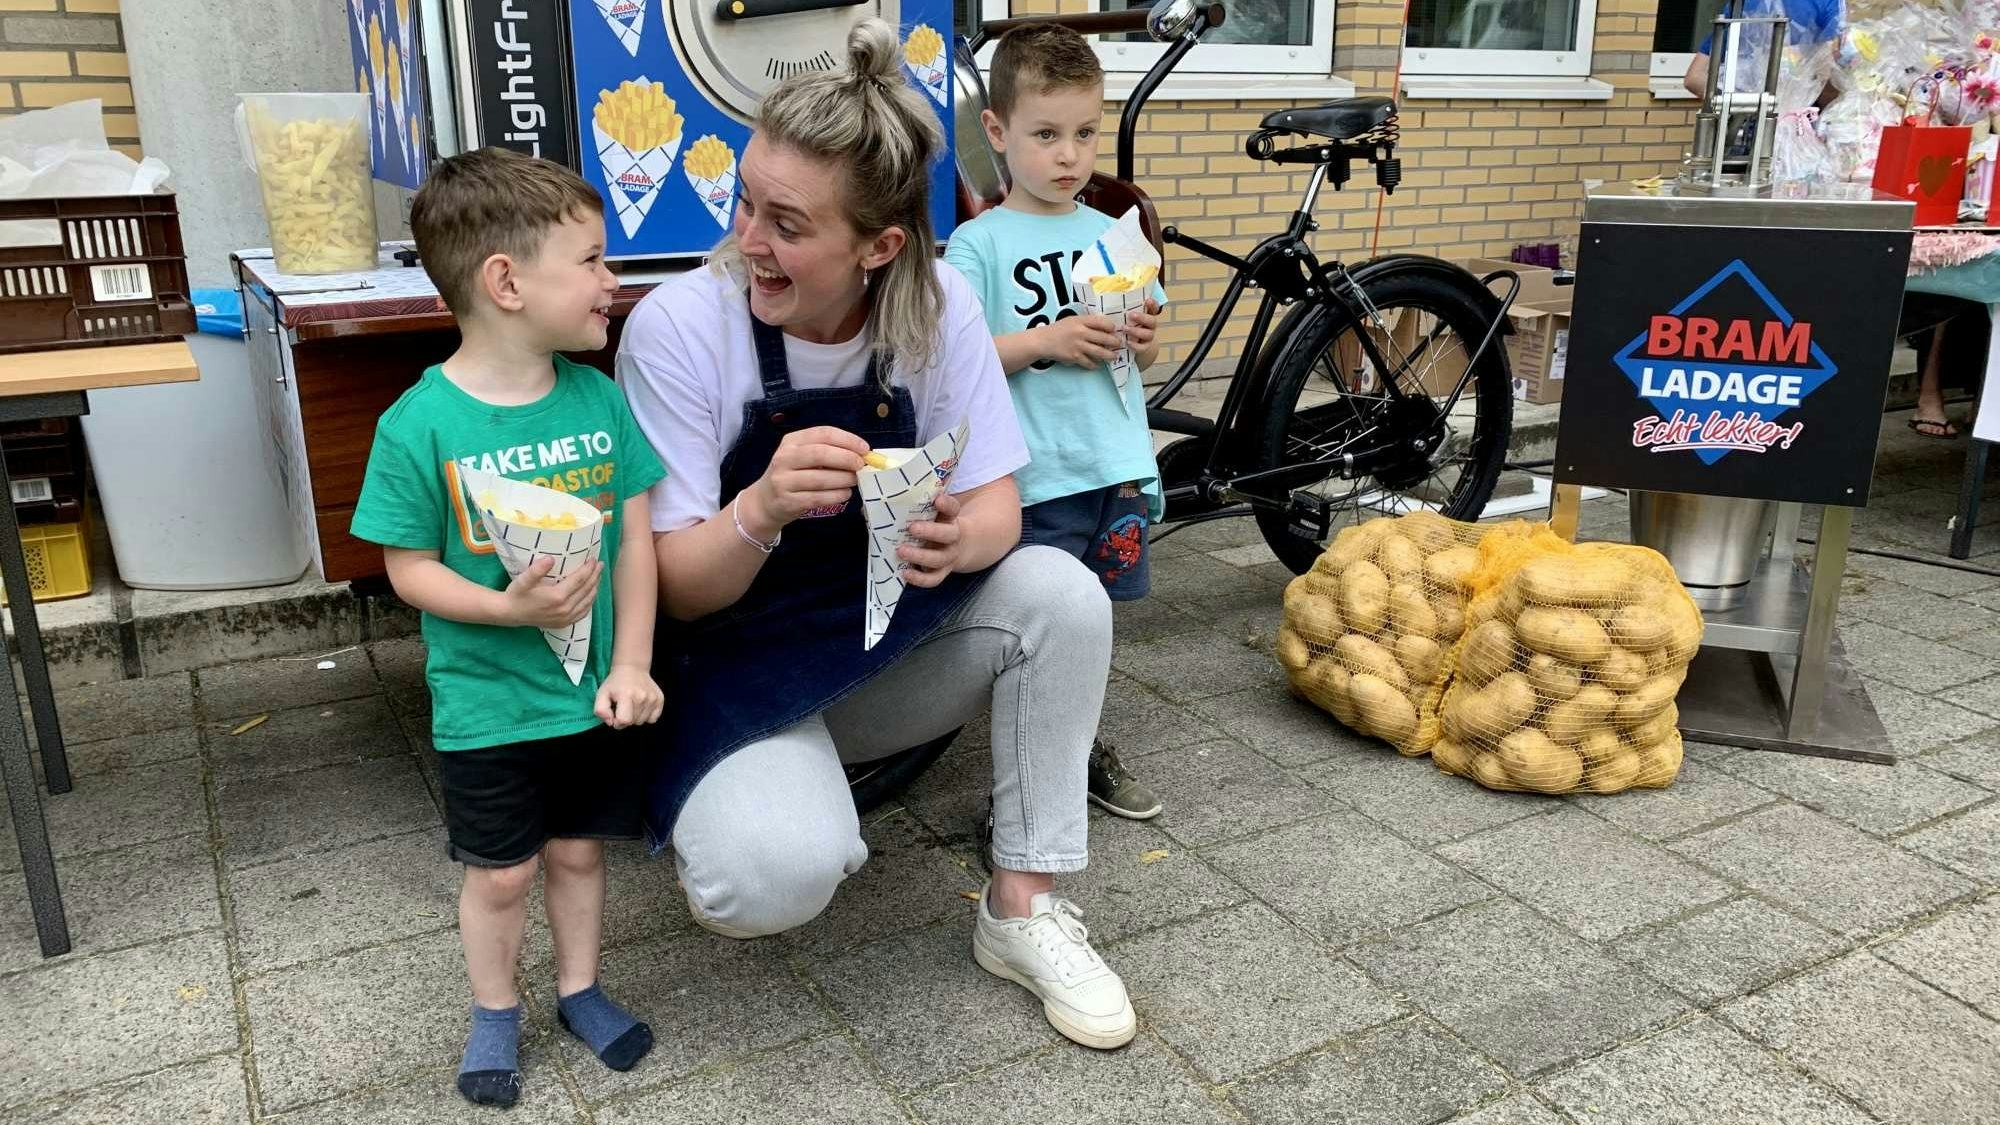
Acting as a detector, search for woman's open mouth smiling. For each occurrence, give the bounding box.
[750,262,792,295]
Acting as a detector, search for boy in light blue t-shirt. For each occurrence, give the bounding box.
[945,23,1166,821]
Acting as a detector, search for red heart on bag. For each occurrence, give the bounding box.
[1918,154,1956,196]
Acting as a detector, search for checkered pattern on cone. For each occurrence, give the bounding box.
[1082,286,1147,413]
[906,59,948,107]
[593,121,683,238]
[458,467,607,687]
[594,0,649,55]
[858,421,970,650]
[684,165,738,230]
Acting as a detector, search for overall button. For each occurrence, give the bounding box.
[770,411,789,425]
[876,402,891,418]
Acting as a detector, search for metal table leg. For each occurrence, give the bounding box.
[1953,438,1989,561]
[0,395,82,796]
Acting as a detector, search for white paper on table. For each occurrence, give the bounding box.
[0,100,172,247]
[859,419,970,650]
[458,467,606,686]
[1075,207,1162,414]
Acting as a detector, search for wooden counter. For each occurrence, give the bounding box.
[235,247,670,584]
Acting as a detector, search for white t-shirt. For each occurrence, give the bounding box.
[617,261,1031,533]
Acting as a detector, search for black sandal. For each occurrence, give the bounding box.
[1909,417,1961,440]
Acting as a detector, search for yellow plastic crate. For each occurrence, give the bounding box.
[0,516,91,606]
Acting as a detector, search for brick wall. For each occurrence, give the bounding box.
[1013,0,1699,364]
[0,0,134,158]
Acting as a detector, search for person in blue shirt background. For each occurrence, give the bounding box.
[1682,0,1844,98]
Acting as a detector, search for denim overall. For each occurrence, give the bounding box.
[644,313,986,846]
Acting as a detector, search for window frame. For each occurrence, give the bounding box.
[973,0,1338,76]
[1397,0,1602,78]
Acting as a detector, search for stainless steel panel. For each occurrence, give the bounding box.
[1630,490,1778,607]
[1585,182,1915,232]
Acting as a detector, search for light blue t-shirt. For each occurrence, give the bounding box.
[944,204,1166,521]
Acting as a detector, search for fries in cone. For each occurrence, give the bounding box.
[682,134,739,230]
[903,24,949,107]
[859,421,970,650]
[459,467,605,686]
[592,78,685,238]
[1076,208,1163,414]
[595,0,650,56]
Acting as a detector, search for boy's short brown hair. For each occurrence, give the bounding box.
[988,24,1104,122]
[410,147,604,317]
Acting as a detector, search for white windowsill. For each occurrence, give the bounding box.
[1649,76,1698,100]
[1101,71,1356,103]
[1398,75,1615,101]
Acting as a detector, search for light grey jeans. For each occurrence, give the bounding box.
[672,545,1112,938]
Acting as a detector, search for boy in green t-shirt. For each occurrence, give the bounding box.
[350,148,666,1110]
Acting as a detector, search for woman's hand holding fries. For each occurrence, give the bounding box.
[500,555,601,630]
[745,426,872,534]
[899,489,964,588]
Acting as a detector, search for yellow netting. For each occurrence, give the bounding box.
[1278,512,1494,756]
[1435,532,1702,794]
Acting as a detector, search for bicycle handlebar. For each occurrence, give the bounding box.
[967,3,1224,51]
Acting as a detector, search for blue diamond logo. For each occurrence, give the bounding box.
[1612,259,1838,465]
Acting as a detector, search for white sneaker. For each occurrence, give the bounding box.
[973,886,1137,1049]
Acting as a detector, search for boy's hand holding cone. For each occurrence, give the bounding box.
[500,555,601,631]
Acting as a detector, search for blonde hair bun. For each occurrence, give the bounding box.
[846,18,905,87]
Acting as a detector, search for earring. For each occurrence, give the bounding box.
[862,267,874,291]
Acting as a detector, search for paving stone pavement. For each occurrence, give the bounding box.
[1,475,1997,1124]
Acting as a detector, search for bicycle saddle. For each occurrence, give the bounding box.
[1258,97,1397,145]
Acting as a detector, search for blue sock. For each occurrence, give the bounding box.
[456,1003,522,1108]
[557,982,653,1072]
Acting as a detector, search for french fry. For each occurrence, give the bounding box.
[904,24,945,66]
[684,135,735,181]
[593,79,683,153]
[1084,263,1160,294]
[246,105,377,274]
[862,452,892,470]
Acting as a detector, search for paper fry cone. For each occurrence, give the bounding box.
[859,420,971,650]
[593,121,683,238]
[594,0,649,56]
[905,58,948,107]
[1079,283,1146,413]
[683,164,738,229]
[459,468,605,686]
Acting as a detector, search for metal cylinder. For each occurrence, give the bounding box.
[1628,490,1777,609]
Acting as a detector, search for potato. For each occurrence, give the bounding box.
[1453,671,1536,745]
[1423,546,1480,592]
[1526,652,1583,704]
[1608,604,1671,652]
[1500,583,1529,622]
[1584,749,1644,793]
[1432,736,1475,776]
[1517,606,1613,665]
[1575,727,1622,768]
[1622,704,1678,747]
[1544,683,1618,743]
[1460,620,1519,686]
[1634,731,1684,788]
[1469,750,1521,791]
[1614,675,1680,727]
[1389,583,1439,639]
[1433,597,1466,644]
[1376,532,1424,585]
[1302,659,1358,726]
[1400,509,1457,554]
[1519,552,1631,607]
[1592,647,1650,693]
[1276,625,1311,674]
[1339,561,1391,636]
[1334,634,1410,693]
[1663,597,1704,663]
[1644,645,1679,676]
[1395,633,1444,685]
[1320,522,1380,573]
[1289,593,1344,646]
[1350,673,1419,744]
[1500,728,1584,793]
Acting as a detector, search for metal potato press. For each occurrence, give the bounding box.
[1681,0,1789,196]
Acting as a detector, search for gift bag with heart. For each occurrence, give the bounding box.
[1873,123,1972,226]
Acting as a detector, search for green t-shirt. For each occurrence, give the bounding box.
[350,357,667,751]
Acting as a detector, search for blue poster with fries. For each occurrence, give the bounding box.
[345,0,430,190]
[566,0,955,260]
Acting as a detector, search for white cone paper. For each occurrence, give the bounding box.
[1078,282,1146,414]
[459,467,605,686]
[594,0,649,56]
[683,164,738,230]
[1076,206,1163,416]
[593,120,683,238]
[905,58,949,108]
[859,420,970,651]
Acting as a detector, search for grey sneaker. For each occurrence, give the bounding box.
[1088,741,1162,820]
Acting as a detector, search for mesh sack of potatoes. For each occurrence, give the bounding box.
[1277,511,1494,755]
[1432,526,1704,794]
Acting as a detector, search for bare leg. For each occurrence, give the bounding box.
[1916,323,1956,435]
[542,838,606,996]
[460,858,538,1009]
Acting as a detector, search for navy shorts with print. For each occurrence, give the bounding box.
[1021,484,1152,601]
[433,723,647,867]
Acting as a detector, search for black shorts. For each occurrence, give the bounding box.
[433,724,648,867]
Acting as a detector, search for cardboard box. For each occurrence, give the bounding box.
[1327,261,1573,405]
[1508,294,1571,405]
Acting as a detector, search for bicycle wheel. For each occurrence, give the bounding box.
[1250,262,1513,575]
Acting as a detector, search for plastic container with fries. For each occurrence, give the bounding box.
[591,78,686,238]
[1077,207,1164,412]
[236,92,379,276]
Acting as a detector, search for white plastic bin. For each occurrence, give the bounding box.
[82,287,309,589]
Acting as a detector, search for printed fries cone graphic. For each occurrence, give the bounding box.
[859,420,970,650]
[595,0,650,56]
[367,13,389,165]
[682,135,739,229]
[592,78,684,238]
[1078,207,1163,415]
[902,24,949,107]
[460,467,605,686]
